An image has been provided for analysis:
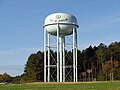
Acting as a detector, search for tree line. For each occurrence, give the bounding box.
[1,41,120,83]
[0,73,12,83]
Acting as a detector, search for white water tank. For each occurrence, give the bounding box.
[43,13,78,36]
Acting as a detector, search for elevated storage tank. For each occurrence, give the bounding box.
[44,13,79,36]
[43,13,79,82]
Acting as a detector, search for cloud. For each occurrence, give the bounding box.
[0,47,42,56]
[0,47,43,76]
[0,51,16,56]
[0,65,23,71]
[0,65,24,76]
[0,47,42,76]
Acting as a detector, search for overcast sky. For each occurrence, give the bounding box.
[0,0,120,76]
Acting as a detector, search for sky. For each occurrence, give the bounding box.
[0,0,120,76]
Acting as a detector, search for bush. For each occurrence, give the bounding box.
[96,72,106,81]
[114,69,120,80]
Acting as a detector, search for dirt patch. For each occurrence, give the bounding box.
[27,82,81,85]
[25,81,114,85]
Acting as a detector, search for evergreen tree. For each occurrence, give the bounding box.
[23,51,43,82]
[96,43,108,72]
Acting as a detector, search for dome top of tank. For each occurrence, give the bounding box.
[43,13,79,36]
[44,13,78,26]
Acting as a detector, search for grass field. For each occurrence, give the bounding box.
[0,81,120,90]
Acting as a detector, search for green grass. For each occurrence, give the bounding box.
[0,81,120,90]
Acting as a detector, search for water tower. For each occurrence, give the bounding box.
[43,13,79,82]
